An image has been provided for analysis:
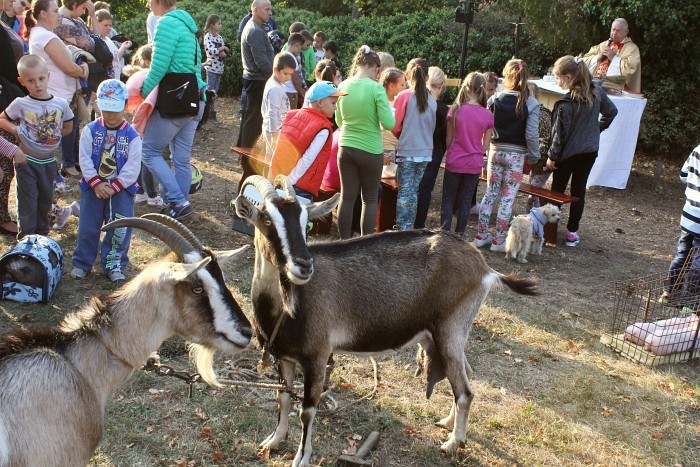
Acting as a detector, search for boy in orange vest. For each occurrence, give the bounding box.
[269,81,346,201]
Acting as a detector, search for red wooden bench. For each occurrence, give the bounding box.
[477,173,579,245]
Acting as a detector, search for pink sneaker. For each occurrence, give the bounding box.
[565,231,580,247]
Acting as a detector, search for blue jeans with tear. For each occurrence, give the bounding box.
[141,105,204,206]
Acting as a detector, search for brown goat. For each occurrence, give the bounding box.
[234,175,537,467]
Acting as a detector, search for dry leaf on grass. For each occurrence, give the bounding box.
[194,407,209,420]
[601,407,613,417]
[145,426,154,433]
[212,451,225,462]
[342,446,357,456]
[257,447,271,460]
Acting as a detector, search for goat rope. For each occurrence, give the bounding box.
[142,356,379,415]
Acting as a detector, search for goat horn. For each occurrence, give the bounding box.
[240,175,278,201]
[102,217,196,259]
[140,213,205,251]
[274,175,296,199]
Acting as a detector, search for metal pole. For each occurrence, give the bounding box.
[459,21,470,79]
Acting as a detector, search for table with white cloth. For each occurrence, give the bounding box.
[531,79,647,189]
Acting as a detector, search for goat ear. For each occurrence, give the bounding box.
[161,256,212,282]
[306,193,340,221]
[215,245,249,266]
[235,196,261,223]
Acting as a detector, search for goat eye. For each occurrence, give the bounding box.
[192,287,204,294]
[263,219,272,227]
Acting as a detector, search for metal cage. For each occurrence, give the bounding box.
[602,248,700,366]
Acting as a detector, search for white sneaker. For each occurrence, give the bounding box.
[51,206,72,229]
[490,239,506,252]
[69,201,80,218]
[134,193,148,204]
[147,196,165,208]
[473,233,493,248]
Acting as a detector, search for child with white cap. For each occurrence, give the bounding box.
[71,79,142,284]
[269,81,346,201]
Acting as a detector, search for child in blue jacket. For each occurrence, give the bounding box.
[71,80,142,284]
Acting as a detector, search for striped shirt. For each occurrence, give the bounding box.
[680,144,700,235]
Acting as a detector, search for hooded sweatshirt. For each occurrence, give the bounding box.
[141,9,205,98]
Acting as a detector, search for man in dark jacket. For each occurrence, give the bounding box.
[236,0,274,148]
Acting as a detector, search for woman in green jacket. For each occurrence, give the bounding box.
[140,0,205,220]
[336,45,395,238]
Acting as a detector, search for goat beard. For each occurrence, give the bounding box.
[188,343,220,387]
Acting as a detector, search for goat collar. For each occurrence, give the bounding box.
[257,310,287,371]
[93,331,139,369]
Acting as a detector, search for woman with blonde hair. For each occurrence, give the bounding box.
[415,65,448,228]
[336,45,395,238]
[546,55,617,247]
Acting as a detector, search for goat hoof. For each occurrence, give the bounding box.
[292,454,311,467]
[440,435,464,454]
[435,417,454,431]
[259,435,283,451]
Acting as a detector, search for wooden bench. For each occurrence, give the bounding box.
[232,146,401,235]
[477,173,579,245]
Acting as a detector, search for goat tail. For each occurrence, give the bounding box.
[188,343,221,387]
[495,272,538,296]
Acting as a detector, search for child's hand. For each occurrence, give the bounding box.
[119,41,132,53]
[94,182,112,199]
[546,158,557,171]
[12,148,26,164]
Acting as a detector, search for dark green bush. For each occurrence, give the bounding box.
[114,0,698,158]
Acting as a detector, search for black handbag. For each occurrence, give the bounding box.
[156,35,201,118]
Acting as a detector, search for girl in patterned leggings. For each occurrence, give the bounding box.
[474,59,540,251]
[392,58,436,230]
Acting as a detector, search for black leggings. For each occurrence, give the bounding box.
[550,151,597,233]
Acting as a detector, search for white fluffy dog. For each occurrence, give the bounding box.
[505,203,561,263]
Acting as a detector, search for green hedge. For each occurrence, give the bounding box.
[114,0,698,159]
[114,0,545,96]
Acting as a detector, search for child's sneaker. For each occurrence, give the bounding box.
[134,193,148,204]
[51,205,72,229]
[473,232,493,248]
[490,238,506,252]
[147,195,165,208]
[108,270,125,284]
[70,267,87,279]
[69,201,80,218]
[565,231,580,247]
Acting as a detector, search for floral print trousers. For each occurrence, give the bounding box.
[478,149,525,242]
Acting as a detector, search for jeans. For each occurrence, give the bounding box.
[551,151,597,233]
[415,146,445,228]
[61,117,80,170]
[396,161,428,231]
[665,230,700,294]
[72,189,134,274]
[441,170,479,235]
[141,106,204,206]
[207,71,222,112]
[138,164,158,198]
